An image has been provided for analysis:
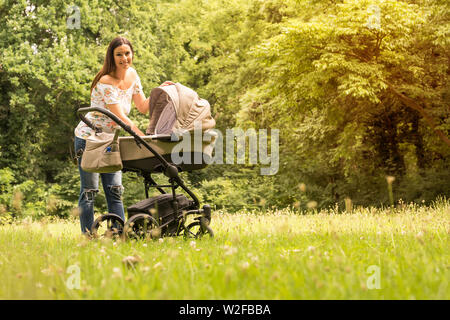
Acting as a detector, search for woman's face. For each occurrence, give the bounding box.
[113,44,133,70]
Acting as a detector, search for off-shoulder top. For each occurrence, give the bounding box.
[74,69,143,139]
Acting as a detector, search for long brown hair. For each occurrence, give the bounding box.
[90,36,134,93]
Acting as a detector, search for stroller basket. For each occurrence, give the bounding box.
[128,194,193,235]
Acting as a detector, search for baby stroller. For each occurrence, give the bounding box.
[77,83,217,240]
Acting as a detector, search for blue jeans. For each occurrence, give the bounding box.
[74,136,125,234]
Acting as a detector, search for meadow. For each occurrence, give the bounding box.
[0,199,448,300]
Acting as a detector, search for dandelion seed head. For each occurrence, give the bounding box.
[223,245,238,256]
[112,270,121,278]
[149,228,162,239]
[41,268,52,276]
[122,255,142,268]
[307,201,317,209]
[386,176,395,184]
[298,183,306,192]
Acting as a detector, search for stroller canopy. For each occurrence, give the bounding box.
[146,83,215,135]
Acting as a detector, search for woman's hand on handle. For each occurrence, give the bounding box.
[106,103,146,136]
[160,81,175,87]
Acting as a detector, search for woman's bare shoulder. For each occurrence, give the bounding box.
[98,74,116,85]
[99,69,138,85]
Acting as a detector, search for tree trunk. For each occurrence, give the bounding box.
[386,82,450,148]
[411,111,426,170]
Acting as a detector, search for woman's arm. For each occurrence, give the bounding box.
[132,93,150,114]
[132,81,175,114]
[106,103,145,136]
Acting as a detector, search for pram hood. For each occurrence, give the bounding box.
[146,83,215,135]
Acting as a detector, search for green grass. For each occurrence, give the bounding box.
[0,199,448,299]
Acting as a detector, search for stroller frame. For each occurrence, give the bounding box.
[77,106,213,240]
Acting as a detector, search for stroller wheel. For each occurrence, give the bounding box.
[90,214,124,239]
[123,213,161,240]
[184,219,214,239]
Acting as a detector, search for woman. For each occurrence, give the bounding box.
[74,36,168,234]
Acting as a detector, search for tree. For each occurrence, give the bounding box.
[0,0,163,181]
[236,0,449,206]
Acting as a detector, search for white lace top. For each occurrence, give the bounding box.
[75,70,143,139]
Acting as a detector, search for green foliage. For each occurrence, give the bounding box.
[0,0,164,182]
[232,0,450,207]
[0,168,74,222]
[198,169,274,212]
